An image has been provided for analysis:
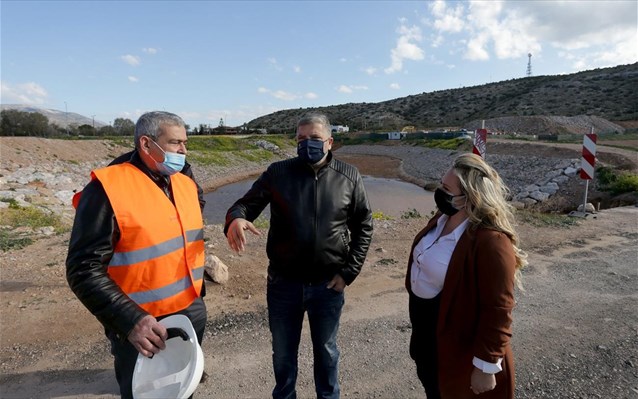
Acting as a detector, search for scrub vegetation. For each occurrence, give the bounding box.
[187,135,296,167]
[596,166,638,194]
[372,211,393,220]
[515,210,582,228]
[0,198,67,250]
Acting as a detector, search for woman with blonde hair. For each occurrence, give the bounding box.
[405,153,526,399]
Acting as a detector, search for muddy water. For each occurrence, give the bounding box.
[203,176,435,225]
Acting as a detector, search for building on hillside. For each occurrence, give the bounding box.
[331,125,349,133]
[387,132,406,140]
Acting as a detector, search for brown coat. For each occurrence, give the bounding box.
[406,214,516,399]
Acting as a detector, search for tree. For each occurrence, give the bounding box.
[98,125,116,136]
[0,110,50,136]
[77,124,96,136]
[113,118,135,136]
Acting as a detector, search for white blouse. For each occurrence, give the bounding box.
[410,214,469,299]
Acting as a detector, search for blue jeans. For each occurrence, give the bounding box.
[267,275,345,399]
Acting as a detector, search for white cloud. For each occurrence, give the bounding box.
[385,23,425,74]
[267,58,283,71]
[389,83,401,89]
[339,58,347,62]
[465,33,490,61]
[305,92,318,99]
[426,0,636,68]
[257,87,299,101]
[430,0,464,33]
[462,0,541,60]
[142,48,158,54]
[121,54,141,66]
[364,67,377,76]
[200,104,282,127]
[337,84,368,94]
[272,90,297,101]
[128,76,139,82]
[0,81,48,104]
[293,65,301,73]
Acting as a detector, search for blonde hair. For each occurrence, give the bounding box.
[452,153,527,286]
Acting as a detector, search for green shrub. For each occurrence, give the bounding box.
[252,215,270,229]
[0,205,66,232]
[0,204,67,251]
[188,152,231,166]
[596,167,638,194]
[400,208,422,219]
[596,166,616,185]
[372,211,393,220]
[236,149,275,162]
[609,173,638,194]
[0,230,33,251]
[516,210,581,228]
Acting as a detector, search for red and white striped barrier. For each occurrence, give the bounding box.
[473,128,487,158]
[580,133,597,180]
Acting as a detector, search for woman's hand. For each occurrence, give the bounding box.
[470,367,496,395]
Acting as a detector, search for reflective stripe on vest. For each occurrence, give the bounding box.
[109,228,204,266]
[93,163,205,317]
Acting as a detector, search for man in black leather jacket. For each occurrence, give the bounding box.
[66,111,207,399]
[225,113,373,399]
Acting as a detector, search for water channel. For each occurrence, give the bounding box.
[203,176,435,225]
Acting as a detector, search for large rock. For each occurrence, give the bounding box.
[205,254,229,284]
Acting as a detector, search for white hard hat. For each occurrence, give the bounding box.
[132,314,204,399]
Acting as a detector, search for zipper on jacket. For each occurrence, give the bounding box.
[312,169,318,266]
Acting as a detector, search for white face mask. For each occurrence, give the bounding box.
[150,139,185,176]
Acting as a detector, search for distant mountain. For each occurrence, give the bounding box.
[247,63,638,134]
[0,104,107,129]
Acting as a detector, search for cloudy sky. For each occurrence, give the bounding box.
[1,0,636,127]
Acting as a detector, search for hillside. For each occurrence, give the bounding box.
[0,104,107,129]
[248,63,638,133]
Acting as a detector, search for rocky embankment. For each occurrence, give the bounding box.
[337,144,585,208]
[466,115,626,136]
[0,138,292,230]
[0,137,632,242]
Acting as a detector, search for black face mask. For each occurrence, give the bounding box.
[434,188,463,216]
[297,139,326,164]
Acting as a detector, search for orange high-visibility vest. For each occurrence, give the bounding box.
[92,163,205,317]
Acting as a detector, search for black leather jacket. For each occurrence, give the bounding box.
[65,151,205,339]
[225,152,373,285]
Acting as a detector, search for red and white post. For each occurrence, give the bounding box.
[579,128,597,214]
[473,120,487,158]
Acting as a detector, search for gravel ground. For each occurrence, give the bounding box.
[1,137,637,399]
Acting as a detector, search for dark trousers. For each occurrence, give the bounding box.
[409,292,441,399]
[267,275,344,399]
[107,297,207,399]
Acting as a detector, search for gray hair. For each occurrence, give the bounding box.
[134,111,185,148]
[297,113,331,136]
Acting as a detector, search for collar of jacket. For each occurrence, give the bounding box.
[300,150,334,174]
